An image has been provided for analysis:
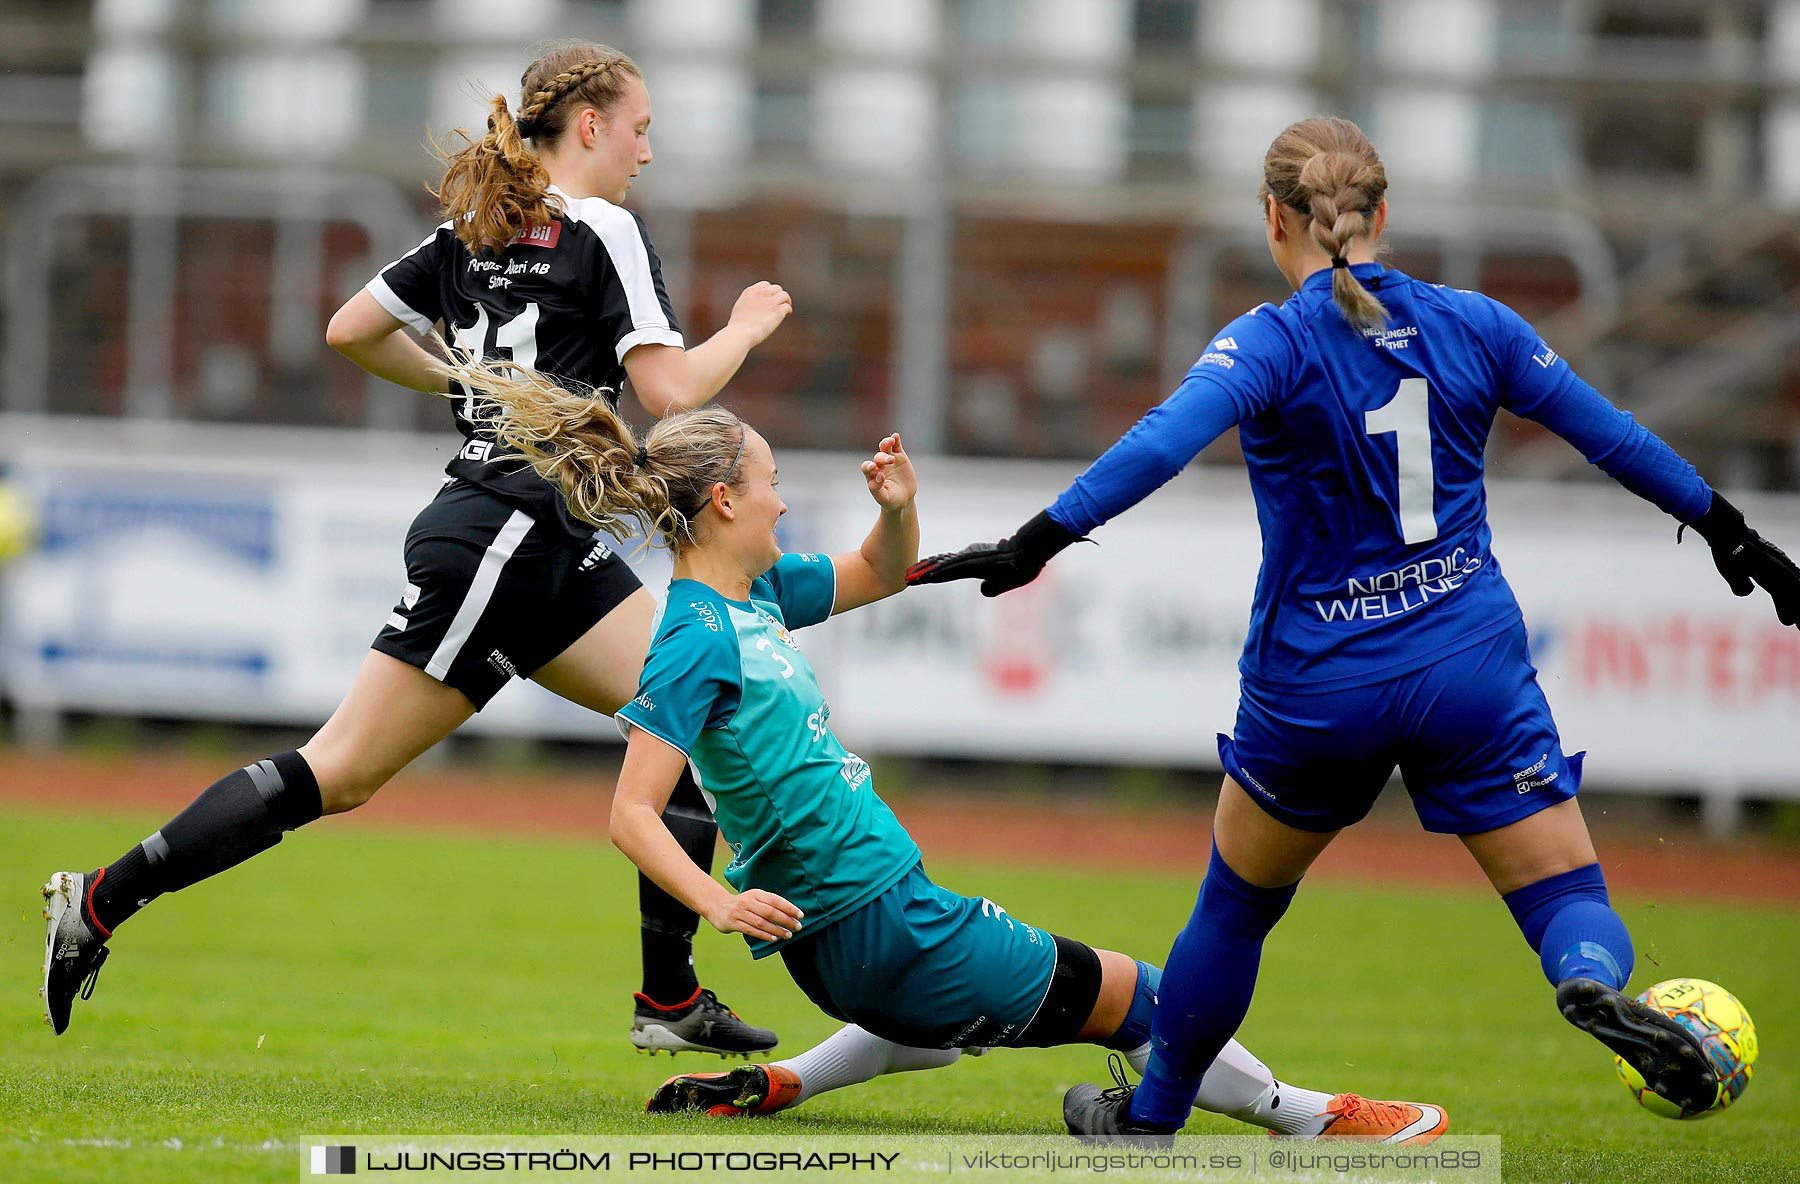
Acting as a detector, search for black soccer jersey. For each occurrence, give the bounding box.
[366,185,683,538]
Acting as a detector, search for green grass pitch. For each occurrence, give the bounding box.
[2,806,1795,1183]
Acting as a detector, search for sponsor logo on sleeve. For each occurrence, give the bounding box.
[579,539,613,571]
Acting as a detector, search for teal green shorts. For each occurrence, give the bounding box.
[778,862,1058,1049]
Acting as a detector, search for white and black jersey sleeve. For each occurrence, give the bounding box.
[367,223,453,335]
[562,197,685,361]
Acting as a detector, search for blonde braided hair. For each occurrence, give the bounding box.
[1262,116,1391,330]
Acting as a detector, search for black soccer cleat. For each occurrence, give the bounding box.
[630,988,778,1057]
[1557,976,1721,1114]
[1062,1054,1177,1147]
[41,871,111,1036]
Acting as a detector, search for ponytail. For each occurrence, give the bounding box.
[430,96,554,254]
[429,44,641,253]
[439,347,749,554]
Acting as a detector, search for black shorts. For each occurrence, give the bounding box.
[371,480,641,708]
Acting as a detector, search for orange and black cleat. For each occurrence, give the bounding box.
[645,1064,801,1117]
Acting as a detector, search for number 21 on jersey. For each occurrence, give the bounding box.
[450,303,541,420]
[1364,376,1439,544]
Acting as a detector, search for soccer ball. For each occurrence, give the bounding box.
[1615,978,1757,1119]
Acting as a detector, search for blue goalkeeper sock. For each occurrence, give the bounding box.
[1129,842,1296,1132]
[1502,863,1633,989]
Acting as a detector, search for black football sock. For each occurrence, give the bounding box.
[637,767,718,1005]
[87,750,323,936]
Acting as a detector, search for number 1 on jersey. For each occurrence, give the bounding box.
[1364,377,1439,544]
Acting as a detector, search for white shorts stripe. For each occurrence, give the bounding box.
[425,509,534,681]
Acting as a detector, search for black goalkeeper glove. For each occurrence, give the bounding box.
[904,510,1086,597]
[1682,492,1800,628]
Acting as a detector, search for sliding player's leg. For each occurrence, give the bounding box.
[648,862,1440,1141]
[645,1023,962,1116]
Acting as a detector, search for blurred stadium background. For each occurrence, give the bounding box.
[4,5,1800,1182]
[1,0,1798,834]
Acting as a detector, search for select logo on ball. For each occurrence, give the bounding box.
[1615,978,1757,1119]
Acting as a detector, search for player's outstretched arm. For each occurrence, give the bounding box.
[904,324,1257,600]
[1684,492,1800,628]
[625,281,793,418]
[610,729,803,943]
[325,290,452,394]
[905,510,1085,598]
[832,434,919,614]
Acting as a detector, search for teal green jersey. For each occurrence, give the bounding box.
[614,553,921,957]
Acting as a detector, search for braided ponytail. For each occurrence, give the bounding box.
[1263,117,1390,331]
[430,43,641,253]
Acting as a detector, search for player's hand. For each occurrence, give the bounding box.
[705,889,804,942]
[1685,492,1800,627]
[905,510,1085,597]
[729,281,793,347]
[860,433,916,511]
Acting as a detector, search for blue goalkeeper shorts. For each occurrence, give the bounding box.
[777,862,1057,1050]
[1220,621,1583,835]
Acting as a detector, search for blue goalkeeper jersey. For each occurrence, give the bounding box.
[614,553,922,957]
[1049,263,1712,689]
